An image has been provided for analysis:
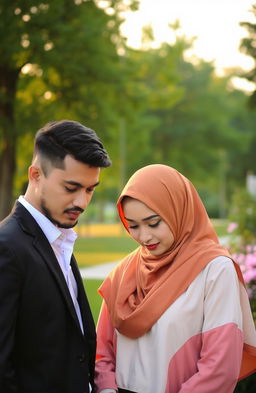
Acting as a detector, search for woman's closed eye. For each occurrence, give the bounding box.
[128,224,139,229]
[128,220,161,229]
[149,219,161,228]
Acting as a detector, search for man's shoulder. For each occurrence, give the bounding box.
[0,210,23,241]
[0,209,17,229]
[0,203,38,239]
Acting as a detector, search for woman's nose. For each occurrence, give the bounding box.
[139,227,153,244]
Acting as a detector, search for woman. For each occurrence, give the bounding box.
[95,164,256,393]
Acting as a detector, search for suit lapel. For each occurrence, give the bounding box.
[14,202,84,336]
[71,256,96,382]
[71,256,96,338]
[33,237,83,334]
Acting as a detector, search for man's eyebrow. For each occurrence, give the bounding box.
[64,180,100,188]
[125,214,159,222]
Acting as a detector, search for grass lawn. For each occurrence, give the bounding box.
[74,236,137,266]
[83,279,103,323]
[78,237,138,323]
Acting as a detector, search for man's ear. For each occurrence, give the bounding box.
[28,165,42,183]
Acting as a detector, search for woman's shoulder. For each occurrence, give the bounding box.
[203,255,238,282]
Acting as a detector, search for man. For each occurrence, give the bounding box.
[0,120,111,393]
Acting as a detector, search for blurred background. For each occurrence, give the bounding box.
[0,0,256,222]
[1,1,256,389]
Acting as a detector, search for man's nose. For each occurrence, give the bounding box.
[73,190,90,210]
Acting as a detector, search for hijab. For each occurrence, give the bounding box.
[99,164,256,377]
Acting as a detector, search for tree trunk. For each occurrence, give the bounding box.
[0,66,20,220]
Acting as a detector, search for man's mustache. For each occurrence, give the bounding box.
[64,207,84,214]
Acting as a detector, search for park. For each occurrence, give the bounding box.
[0,1,256,392]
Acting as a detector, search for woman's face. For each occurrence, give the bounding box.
[122,198,174,256]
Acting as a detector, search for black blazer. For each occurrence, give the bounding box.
[0,202,96,393]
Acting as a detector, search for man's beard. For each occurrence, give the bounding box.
[40,198,82,229]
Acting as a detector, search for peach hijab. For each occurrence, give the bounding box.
[99,164,256,378]
[99,164,237,337]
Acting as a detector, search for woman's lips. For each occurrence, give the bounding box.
[145,243,159,250]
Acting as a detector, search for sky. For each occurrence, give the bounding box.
[120,0,255,91]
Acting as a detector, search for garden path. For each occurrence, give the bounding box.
[80,261,120,280]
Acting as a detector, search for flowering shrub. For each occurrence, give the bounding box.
[227,189,256,391]
[228,189,256,245]
[227,189,256,320]
[230,245,256,319]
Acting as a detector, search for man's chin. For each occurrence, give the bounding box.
[57,220,78,229]
[50,216,78,229]
[40,201,79,229]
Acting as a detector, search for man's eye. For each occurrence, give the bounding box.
[86,187,95,193]
[65,187,77,193]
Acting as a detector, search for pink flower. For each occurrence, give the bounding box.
[244,253,256,268]
[227,222,238,233]
[234,253,246,264]
[247,287,254,299]
[231,248,256,301]
[246,245,254,253]
[243,269,256,284]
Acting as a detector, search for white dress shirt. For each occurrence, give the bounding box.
[18,196,84,334]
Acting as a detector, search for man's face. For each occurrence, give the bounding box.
[31,155,100,228]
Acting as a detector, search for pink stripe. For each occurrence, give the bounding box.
[165,323,243,393]
[95,303,117,393]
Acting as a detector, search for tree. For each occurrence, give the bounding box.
[240,3,256,108]
[0,0,138,219]
[113,35,187,181]
[148,58,256,216]
[117,33,256,217]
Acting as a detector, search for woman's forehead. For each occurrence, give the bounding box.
[122,198,158,218]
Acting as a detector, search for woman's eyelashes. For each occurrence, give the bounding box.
[128,220,161,229]
[149,220,161,228]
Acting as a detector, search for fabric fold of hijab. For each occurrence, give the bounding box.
[99,164,232,337]
[99,164,255,378]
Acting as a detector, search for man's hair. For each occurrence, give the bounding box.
[33,120,111,175]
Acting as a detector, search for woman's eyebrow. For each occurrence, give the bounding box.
[142,214,159,221]
[125,214,159,222]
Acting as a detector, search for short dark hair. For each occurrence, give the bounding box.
[34,120,111,174]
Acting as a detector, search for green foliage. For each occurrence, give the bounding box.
[227,188,256,367]
[240,3,256,108]
[118,38,256,216]
[228,188,256,246]
[1,1,256,220]
[0,0,139,217]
